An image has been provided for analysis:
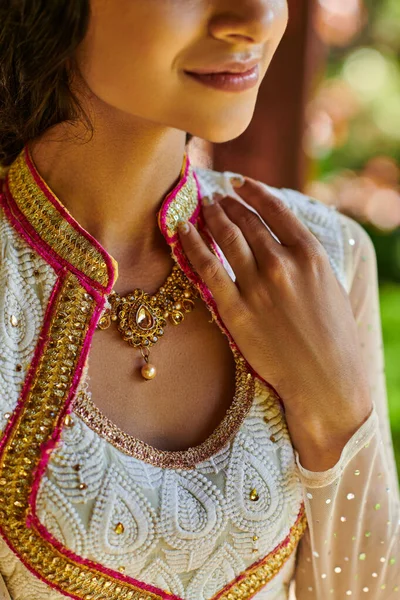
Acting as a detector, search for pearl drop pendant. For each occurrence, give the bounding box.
[141,362,157,380]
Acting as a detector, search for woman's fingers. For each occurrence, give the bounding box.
[218,195,285,269]
[232,177,317,250]
[177,220,241,308]
[200,194,258,283]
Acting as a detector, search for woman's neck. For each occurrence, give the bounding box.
[30,109,187,277]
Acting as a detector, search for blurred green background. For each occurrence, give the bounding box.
[307,0,400,475]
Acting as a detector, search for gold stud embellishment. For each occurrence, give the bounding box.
[114,522,124,535]
[64,414,74,427]
[250,489,259,502]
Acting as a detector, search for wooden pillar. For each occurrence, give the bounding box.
[209,0,320,191]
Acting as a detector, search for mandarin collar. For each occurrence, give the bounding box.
[3,145,201,294]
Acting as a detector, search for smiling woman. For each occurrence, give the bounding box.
[0,1,399,600]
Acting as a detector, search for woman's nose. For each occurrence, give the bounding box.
[209,0,287,45]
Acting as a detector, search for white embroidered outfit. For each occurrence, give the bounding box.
[0,147,398,600]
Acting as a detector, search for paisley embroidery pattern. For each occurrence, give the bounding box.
[160,470,227,549]
[0,155,315,600]
[139,559,185,598]
[87,466,158,570]
[185,543,245,600]
[36,479,88,557]
[46,416,107,503]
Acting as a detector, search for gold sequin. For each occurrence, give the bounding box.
[10,315,18,327]
[64,414,74,427]
[250,489,259,502]
[163,169,199,240]
[114,522,124,535]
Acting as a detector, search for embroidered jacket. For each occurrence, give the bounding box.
[0,147,398,600]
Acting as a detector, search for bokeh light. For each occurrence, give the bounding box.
[305,0,400,232]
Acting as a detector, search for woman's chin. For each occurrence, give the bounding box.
[188,119,254,145]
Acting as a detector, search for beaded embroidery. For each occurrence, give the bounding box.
[0,148,308,599]
[6,150,112,289]
[73,349,256,469]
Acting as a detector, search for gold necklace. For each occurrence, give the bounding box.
[96,263,199,380]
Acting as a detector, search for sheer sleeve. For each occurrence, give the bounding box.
[292,213,400,599]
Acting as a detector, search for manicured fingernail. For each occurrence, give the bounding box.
[229,174,245,188]
[178,220,190,234]
[201,195,214,207]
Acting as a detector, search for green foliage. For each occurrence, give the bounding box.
[379,284,400,476]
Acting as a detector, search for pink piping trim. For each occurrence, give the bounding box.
[157,153,201,244]
[0,277,63,457]
[22,146,117,293]
[1,186,102,301]
[213,504,306,600]
[166,189,283,407]
[0,269,179,600]
[26,295,180,600]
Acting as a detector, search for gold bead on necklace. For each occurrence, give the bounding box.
[97,264,198,380]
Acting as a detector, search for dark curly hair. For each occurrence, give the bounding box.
[0,0,193,168]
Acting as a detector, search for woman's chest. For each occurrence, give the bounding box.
[81,298,238,452]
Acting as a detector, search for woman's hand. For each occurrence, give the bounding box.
[178,177,373,470]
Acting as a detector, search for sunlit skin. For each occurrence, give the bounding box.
[31,0,288,275]
[178,184,373,470]
[29,0,373,471]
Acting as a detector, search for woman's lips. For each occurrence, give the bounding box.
[184,64,260,92]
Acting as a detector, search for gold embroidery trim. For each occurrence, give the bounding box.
[0,274,164,600]
[216,508,307,599]
[162,163,199,239]
[0,272,307,599]
[73,349,256,470]
[6,149,200,287]
[7,151,111,287]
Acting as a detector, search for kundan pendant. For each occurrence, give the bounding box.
[97,263,199,380]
